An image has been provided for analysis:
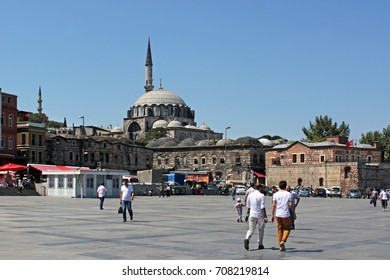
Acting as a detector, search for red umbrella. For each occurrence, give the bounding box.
[0,163,27,171]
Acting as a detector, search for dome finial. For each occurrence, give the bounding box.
[159,79,163,89]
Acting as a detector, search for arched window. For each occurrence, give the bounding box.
[344,166,351,179]
[319,178,324,186]
[297,178,302,186]
[8,114,13,127]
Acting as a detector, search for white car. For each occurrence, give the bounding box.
[235,185,247,195]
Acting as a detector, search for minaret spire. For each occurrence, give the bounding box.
[144,37,154,92]
[37,86,43,114]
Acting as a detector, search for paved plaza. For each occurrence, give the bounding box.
[1,194,390,260]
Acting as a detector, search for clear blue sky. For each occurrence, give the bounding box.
[1,0,389,142]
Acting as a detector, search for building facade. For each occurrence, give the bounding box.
[16,111,47,164]
[0,88,18,165]
[265,136,387,193]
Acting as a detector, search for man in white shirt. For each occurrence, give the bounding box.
[96,183,107,210]
[120,179,134,222]
[379,188,388,211]
[243,184,256,222]
[271,180,296,251]
[244,184,268,250]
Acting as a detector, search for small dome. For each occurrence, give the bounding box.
[152,120,168,128]
[185,124,198,129]
[216,138,234,146]
[259,138,273,146]
[196,139,211,146]
[167,120,183,128]
[235,136,262,147]
[111,126,123,133]
[134,88,186,106]
[179,138,196,147]
[199,123,211,130]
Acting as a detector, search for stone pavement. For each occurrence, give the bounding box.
[1,194,390,260]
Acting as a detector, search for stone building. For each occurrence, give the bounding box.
[149,136,267,185]
[45,132,153,174]
[265,136,388,193]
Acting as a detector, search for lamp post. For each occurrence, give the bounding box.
[79,116,85,198]
[224,126,231,184]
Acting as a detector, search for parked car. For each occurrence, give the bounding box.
[347,189,361,199]
[314,187,327,197]
[330,186,342,198]
[235,185,247,195]
[299,188,311,197]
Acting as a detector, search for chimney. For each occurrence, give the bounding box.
[373,141,379,149]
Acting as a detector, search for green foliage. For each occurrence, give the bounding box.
[360,125,390,162]
[302,115,350,142]
[138,128,168,143]
[28,113,63,128]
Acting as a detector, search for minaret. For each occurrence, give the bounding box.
[37,86,43,114]
[144,37,154,92]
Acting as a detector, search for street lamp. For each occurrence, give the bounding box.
[79,116,85,199]
[79,116,85,167]
[224,126,231,184]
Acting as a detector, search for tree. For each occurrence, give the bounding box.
[137,128,168,143]
[360,125,390,162]
[302,115,350,142]
[28,113,63,128]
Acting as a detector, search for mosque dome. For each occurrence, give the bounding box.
[199,123,211,130]
[259,138,273,146]
[111,126,123,134]
[185,124,198,129]
[152,119,169,128]
[167,120,183,128]
[134,88,187,106]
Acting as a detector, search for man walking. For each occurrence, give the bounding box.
[96,183,107,210]
[244,184,268,250]
[120,179,134,222]
[286,185,300,229]
[243,184,255,222]
[271,180,296,251]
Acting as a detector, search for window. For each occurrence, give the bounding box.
[344,166,351,179]
[31,151,36,162]
[8,114,13,127]
[1,113,3,126]
[69,152,74,161]
[235,154,241,165]
[8,136,13,150]
[319,178,324,186]
[320,155,325,162]
[87,177,94,188]
[300,154,305,163]
[38,135,43,146]
[367,156,372,163]
[212,156,217,164]
[201,157,206,165]
[21,134,27,145]
[31,134,36,145]
[193,158,198,165]
[1,137,4,149]
[292,154,297,163]
[38,152,42,162]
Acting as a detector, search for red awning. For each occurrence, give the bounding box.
[253,171,266,178]
[29,164,91,172]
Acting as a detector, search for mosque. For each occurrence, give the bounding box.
[123,39,223,142]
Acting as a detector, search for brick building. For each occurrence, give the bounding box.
[265,136,389,193]
[0,88,18,165]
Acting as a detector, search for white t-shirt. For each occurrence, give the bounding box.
[380,190,388,200]
[96,185,107,197]
[246,190,265,218]
[273,190,292,218]
[121,184,134,201]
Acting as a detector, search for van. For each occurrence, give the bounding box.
[330,186,342,198]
